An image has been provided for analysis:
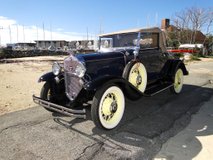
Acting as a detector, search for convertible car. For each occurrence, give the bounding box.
[33,27,188,130]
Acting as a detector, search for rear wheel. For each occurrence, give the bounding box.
[91,85,125,130]
[170,68,184,94]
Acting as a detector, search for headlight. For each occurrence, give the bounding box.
[52,62,61,75]
[75,62,86,78]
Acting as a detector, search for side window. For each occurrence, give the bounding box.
[100,38,113,48]
[140,33,159,49]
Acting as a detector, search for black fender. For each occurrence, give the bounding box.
[38,72,56,83]
[84,75,144,100]
[122,60,133,78]
[161,59,189,80]
[38,72,66,102]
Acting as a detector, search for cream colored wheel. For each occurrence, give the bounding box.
[91,85,125,129]
[171,68,184,94]
[128,62,147,93]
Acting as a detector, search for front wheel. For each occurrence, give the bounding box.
[170,68,184,94]
[91,85,125,130]
[40,82,56,112]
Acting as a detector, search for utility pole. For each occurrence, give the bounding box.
[50,22,53,47]
[9,25,12,43]
[23,25,25,43]
[42,23,45,49]
[16,25,19,42]
[0,26,3,46]
[36,25,39,48]
[87,27,88,41]
[23,25,25,49]
[43,23,45,40]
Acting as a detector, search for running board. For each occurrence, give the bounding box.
[144,84,173,97]
[33,95,86,119]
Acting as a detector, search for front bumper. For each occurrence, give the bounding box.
[33,95,86,119]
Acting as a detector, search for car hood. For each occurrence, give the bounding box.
[75,49,134,63]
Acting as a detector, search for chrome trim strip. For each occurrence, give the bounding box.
[86,57,124,63]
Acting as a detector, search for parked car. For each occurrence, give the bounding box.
[33,27,188,130]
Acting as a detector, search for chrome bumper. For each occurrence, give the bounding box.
[33,95,86,119]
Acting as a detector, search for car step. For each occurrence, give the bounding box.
[144,83,173,97]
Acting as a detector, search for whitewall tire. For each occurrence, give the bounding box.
[170,68,184,94]
[91,85,125,130]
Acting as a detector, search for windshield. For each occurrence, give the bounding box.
[100,32,138,49]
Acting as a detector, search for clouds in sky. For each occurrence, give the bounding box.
[0,16,95,46]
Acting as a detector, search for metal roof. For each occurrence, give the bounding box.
[99,27,162,37]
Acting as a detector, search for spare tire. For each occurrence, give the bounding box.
[123,61,147,93]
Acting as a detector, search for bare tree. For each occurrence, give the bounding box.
[172,7,213,45]
[202,10,213,45]
[188,7,209,43]
[173,10,191,43]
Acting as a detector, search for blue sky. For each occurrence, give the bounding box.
[0,0,212,44]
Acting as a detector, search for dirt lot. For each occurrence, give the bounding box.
[0,56,66,115]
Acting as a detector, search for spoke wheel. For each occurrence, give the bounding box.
[40,82,56,113]
[170,68,184,94]
[91,85,125,130]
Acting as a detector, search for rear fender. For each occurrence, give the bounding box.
[162,59,188,79]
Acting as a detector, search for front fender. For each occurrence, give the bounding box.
[38,72,56,82]
[84,75,122,91]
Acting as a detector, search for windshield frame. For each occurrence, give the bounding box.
[99,32,140,50]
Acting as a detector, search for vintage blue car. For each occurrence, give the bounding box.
[33,27,188,130]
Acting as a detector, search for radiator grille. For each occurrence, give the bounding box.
[64,56,83,101]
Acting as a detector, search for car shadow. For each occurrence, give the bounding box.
[53,84,213,159]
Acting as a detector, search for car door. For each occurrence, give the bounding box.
[137,32,167,83]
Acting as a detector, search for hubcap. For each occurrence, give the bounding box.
[128,62,147,93]
[174,69,183,93]
[110,101,117,113]
[136,75,142,85]
[101,93,118,121]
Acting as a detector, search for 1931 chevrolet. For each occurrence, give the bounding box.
[33,27,188,130]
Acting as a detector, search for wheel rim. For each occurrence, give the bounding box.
[99,86,125,129]
[47,89,51,100]
[128,62,147,92]
[174,69,183,93]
